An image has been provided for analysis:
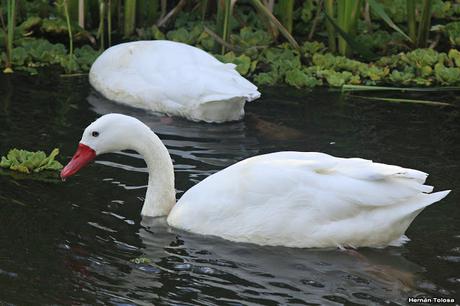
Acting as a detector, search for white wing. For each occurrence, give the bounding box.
[89,41,260,122]
[168,152,450,248]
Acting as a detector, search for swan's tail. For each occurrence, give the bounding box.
[412,190,450,211]
[384,190,450,245]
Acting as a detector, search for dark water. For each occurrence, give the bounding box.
[0,74,459,305]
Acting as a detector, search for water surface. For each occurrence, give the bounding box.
[0,75,459,305]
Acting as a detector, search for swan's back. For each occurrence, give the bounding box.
[168,152,450,248]
[89,41,261,122]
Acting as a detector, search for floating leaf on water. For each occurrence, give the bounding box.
[0,148,63,174]
[367,0,412,43]
[434,63,460,85]
[348,94,453,106]
[130,257,152,265]
[445,21,460,46]
[215,52,252,75]
[285,69,322,88]
[342,84,460,92]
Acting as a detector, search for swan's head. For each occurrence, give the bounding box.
[61,113,146,179]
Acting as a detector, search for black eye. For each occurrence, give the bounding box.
[92,131,99,137]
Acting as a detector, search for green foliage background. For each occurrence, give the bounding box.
[1,0,460,88]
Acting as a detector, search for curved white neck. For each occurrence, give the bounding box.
[131,126,176,217]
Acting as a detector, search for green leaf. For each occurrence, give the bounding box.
[434,63,460,85]
[285,69,321,88]
[323,12,378,61]
[151,25,165,40]
[254,71,280,85]
[0,148,63,174]
[130,257,152,265]
[448,49,460,67]
[445,22,460,46]
[401,49,440,67]
[342,84,460,92]
[215,52,252,75]
[349,94,452,106]
[301,41,326,56]
[367,0,412,43]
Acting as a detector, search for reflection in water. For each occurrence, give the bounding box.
[58,216,423,305]
[0,76,458,304]
[141,219,422,305]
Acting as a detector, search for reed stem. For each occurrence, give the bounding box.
[146,0,159,24]
[337,0,346,55]
[279,0,294,34]
[249,0,299,50]
[98,0,106,50]
[5,0,16,72]
[78,0,84,28]
[201,0,209,20]
[124,0,136,37]
[324,0,336,52]
[217,0,233,54]
[63,0,74,57]
[337,0,361,56]
[406,0,416,43]
[416,0,432,48]
[108,0,112,46]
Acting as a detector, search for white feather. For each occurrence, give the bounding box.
[168,151,450,248]
[89,41,261,123]
[71,115,450,249]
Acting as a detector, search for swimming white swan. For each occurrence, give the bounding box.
[89,40,260,123]
[61,114,450,248]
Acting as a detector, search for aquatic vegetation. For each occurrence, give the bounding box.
[0,148,63,174]
[1,0,460,89]
[253,45,460,88]
[444,21,460,46]
[7,38,99,75]
[124,0,137,37]
[215,51,253,75]
[216,0,235,54]
[130,257,152,265]
[61,0,74,57]
[3,0,16,73]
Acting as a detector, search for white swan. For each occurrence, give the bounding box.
[89,40,261,123]
[61,114,450,248]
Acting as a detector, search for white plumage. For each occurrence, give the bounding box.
[168,151,449,248]
[89,41,261,123]
[63,114,450,248]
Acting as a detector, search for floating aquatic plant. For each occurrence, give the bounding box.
[130,257,152,265]
[0,148,63,174]
[2,0,460,89]
[347,94,453,106]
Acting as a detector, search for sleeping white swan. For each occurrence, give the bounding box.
[61,114,450,248]
[89,40,261,123]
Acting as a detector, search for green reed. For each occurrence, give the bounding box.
[124,0,136,37]
[278,0,294,34]
[4,0,16,73]
[63,0,74,57]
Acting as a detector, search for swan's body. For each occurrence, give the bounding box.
[89,41,260,123]
[61,114,450,248]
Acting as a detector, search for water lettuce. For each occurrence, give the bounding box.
[434,63,460,85]
[215,52,253,75]
[10,38,99,75]
[445,22,460,46]
[0,148,63,174]
[230,27,273,50]
[3,7,460,89]
[448,49,460,67]
[285,68,322,88]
